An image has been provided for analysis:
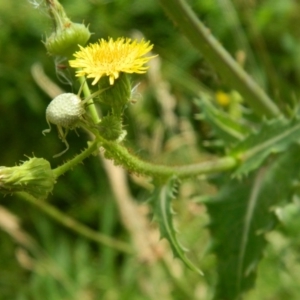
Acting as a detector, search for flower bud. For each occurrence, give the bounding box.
[0,158,56,199]
[45,23,91,57]
[44,0,91,57]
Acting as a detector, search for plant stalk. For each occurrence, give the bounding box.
[17,192,133,254]
[79,76,101,124]
[159,0,281,118]
[54,127,237,180]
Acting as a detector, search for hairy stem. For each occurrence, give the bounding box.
[55,126,237,180]
[53,139,99,177]
[99,136,237,179]
[159,0,281,118]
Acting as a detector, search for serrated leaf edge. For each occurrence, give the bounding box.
[154,178,203,275]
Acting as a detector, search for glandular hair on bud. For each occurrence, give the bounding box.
[0,158,56,199]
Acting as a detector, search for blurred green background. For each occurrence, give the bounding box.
[1,0,300,299]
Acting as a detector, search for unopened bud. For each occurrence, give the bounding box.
[44,0,91,57]
[45,23,91,57]
[0,158,56,199]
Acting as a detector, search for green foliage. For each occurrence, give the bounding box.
[195,96,251,144]
[3,0,300,299]
[150,177,203,275]
[206,144,300,299]
[230,117,300,177]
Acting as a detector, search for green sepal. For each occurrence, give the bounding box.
[98,115,123,141]
[97,73,131,116]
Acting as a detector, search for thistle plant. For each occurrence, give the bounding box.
[2,0,300,299]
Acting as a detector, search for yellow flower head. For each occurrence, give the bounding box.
[69,37,156,85]
[215,91,230,107]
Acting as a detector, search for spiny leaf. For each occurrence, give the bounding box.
[195,97,251,144]
[206,144,300,300]
[150,177,203,275]
[230,117,300,177]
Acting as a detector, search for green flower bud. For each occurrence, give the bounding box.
[0,158,56,199]
[97,73,131,116]
[44,0,91,57]
[98,115,123,141]
[45,23,91,57]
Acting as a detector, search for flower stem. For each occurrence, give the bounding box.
[17,192,133,253]
[53,129,236,181]
[79,76,101,124]
[159,0,281,118]
[98,135,237,179]
[53,139,99,177]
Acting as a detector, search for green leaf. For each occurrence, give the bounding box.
[195,97,251,144]
[230,117,300,176]
[206,144,300,300]
[150,177,203,275]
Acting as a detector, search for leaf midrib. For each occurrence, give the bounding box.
[237,168,266,292]
[239,122,300,161]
